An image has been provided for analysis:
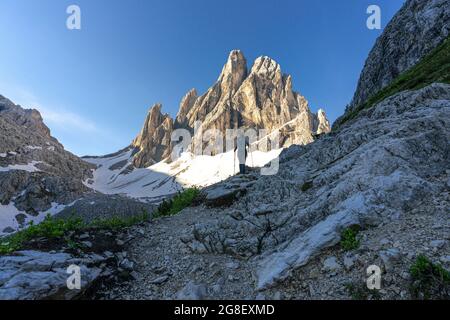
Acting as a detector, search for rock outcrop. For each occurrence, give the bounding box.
[347,0,449,112]
[129,50,331,167]
[132,104,174,168]
[175,88,198,129]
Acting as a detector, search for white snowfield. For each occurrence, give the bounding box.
[83,148,282,201]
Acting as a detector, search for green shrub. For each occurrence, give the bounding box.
[336,35,450,127]
[300,181,313,192]
[410,255,450,299]
[90,211,150,230]
[154,188,200,218]
[340,227,360,251]
[345,282,381,300]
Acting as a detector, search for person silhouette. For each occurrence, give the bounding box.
[234,134,250,174]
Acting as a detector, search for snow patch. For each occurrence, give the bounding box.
[0,161,43,173]
[25,146,43,150]
[0,201,78,236]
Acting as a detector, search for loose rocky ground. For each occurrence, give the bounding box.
[97,188,449,300]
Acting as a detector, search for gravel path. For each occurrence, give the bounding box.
[102,206,260,300]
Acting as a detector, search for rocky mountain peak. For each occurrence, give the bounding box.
[217,49,248,95]
[129,49,331,167]
[250,56,282,80]
[0,95,51,138]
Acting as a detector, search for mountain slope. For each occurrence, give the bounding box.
[0,97,154,235]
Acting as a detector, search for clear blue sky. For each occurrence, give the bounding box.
[0,0,405,156]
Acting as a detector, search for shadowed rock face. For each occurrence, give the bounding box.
[347,0,450,112]
[130,50,331,167]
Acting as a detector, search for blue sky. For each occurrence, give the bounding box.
[0,0,405,156]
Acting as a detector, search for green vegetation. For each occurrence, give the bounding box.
[345,282,381,300]
[0,215,84,254]
[409,255,450,299]
[0,188,201,255]
[154,188,200,218]
[337,35,450,127]
[340,226,360,251]
[0,211,150,255]
[90,211,150,230]
[300,181,313,192]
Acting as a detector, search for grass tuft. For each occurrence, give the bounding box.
[154,188,200,218]
[340,226,361,251]
[409,255,450,299]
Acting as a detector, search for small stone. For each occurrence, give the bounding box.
[322,256,341,273]
[81,241,93,248]
[149,275,169,284]
[255,293,266,300]
[439,256,450,264]
[176,281,207,300]
[273,291,282,300]
[212,284,222,294]
[191,265,202,273]
[430,240,446,249]
[119,258,134,271]
[152,266,167,274]
[343,254,357,270]
[130,271,142,280]
[225,262,240,270]
[379,248,401,271]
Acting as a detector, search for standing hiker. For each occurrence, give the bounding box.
[234,134,250,175]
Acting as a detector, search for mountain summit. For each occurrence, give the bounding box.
[130,50,331,168]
